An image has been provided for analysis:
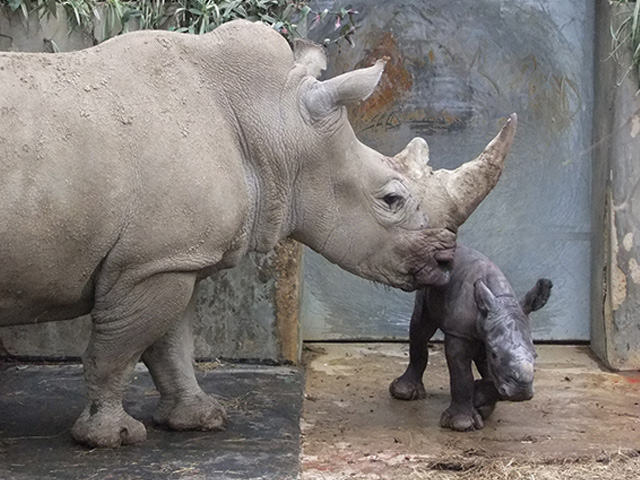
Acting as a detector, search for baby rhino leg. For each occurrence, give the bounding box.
[440,335,484,432]
[390,291,437,400]
[473,348,499,419]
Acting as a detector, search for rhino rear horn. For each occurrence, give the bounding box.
[441,114,517,225]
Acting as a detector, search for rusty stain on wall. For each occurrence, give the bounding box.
[346,32,469,137]
[348,32,413,130]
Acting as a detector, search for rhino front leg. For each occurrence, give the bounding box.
[71,272,197,448]
[472,348,499,419]
[390,290,438,400]
[440,335,484,432]
[142,293,226,431]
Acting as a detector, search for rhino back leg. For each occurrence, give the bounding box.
[142,292,226,431]
[389,289,438,401]
[71,271,197,448]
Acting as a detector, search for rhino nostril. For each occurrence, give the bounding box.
[434,249,455,270]
[437,259,452,271]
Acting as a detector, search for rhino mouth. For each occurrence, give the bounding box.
[434,248,455,271]
[411,247,456,288]
[497,385,534,402]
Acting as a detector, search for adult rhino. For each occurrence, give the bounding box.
[0,19,516,448]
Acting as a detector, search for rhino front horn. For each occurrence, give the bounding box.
[442,113,517,225]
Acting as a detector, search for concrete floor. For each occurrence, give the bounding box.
[1,344,639,479]
[0,362,303,480]
[301,343,640,479]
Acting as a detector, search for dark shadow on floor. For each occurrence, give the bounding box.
[0,362,303,480]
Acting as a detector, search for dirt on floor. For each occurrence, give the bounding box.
[300,343,640,479]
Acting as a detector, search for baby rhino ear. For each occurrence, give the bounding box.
[474,280,499,314]
[520,278,553,314]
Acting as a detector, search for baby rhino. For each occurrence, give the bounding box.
[389,245,552,432]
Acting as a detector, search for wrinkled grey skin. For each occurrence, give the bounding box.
[389,246,552,432]
[0,19,516,448]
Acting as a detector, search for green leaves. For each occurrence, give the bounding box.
[7,0,30,18]
[612,0,640,89]
[0,0,358,47]
[171,0,357,45]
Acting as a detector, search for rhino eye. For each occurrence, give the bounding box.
[382,193,404,211]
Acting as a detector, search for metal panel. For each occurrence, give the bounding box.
[302,0,594,341]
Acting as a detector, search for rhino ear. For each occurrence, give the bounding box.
[474,280,499,314]
[520,278,553,314]
[303,59,386,118]
[325,58,386,105]
[294,39,327,78]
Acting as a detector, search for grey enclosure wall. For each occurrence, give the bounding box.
[302,0,594,341]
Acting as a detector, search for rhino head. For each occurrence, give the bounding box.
[474,278,553,401]
[287,41,516,291]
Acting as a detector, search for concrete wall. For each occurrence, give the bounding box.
[591,1,640,370]
[0,8,302,363]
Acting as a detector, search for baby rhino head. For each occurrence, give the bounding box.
[474,278,553,402]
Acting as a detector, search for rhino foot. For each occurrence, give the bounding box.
[475,403,496,420]
[154,392,227,431]
[71,406,147,448]
[473,379,499,420]
[439,406,484,432]
[389,376,427,401]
